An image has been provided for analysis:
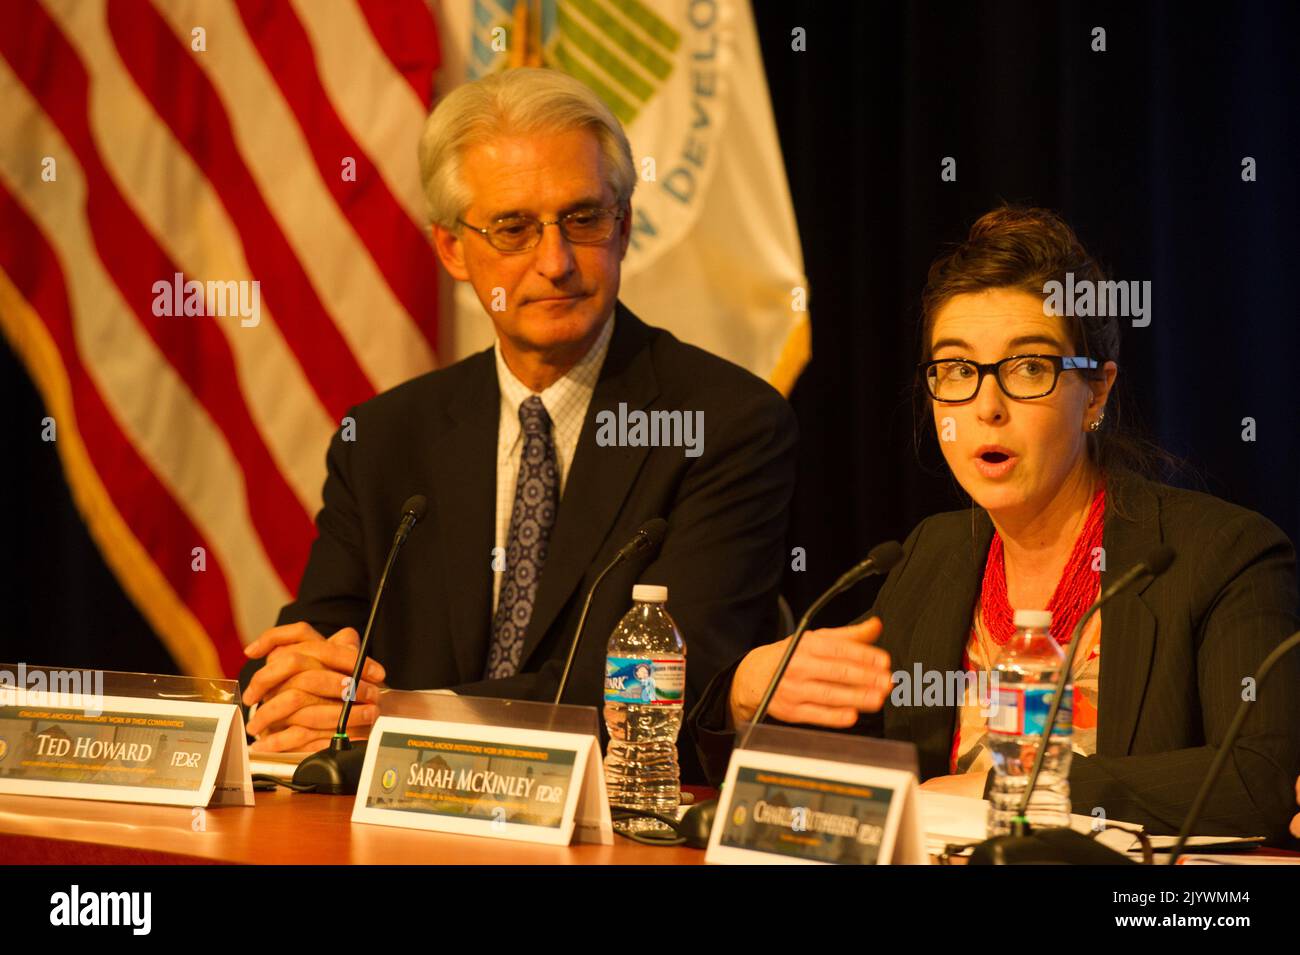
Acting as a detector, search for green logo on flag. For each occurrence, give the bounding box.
[470,0,680,125]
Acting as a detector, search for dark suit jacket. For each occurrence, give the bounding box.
[693,471,1300,844]
[242,303,797,783]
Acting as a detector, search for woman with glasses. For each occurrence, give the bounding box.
[692,206,1300,844]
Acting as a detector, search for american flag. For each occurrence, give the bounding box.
[0,0,443,677]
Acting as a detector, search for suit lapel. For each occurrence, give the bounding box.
[900,476,1162,768]
[519,304,659,663]
[430,351,498,683]
[903,511,992,774]
[1096,473,1162,756]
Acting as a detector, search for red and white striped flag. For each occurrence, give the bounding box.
[0,0,443,677]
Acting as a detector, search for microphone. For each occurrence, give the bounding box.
[971,546,1176,864]
[552,518,668,704]
[738,540,903,751]
[673,541,902,848]
[392,493,427,545]
[1167,628,1300,863]
[293,494,428,795]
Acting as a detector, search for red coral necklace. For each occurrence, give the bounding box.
[980,482,1106,646]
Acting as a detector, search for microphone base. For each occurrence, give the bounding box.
[677,798,718,850]
[969,826,1138,865]
[292,737,369,795]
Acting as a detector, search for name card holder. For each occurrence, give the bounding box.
[351,692,613,846]
[0,663,253,808]
[706,724,927,865]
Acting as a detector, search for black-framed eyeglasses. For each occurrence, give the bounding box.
[456,206,626,253]
[918,354,1099,402]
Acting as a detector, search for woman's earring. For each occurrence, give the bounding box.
[1088,412,1105,432]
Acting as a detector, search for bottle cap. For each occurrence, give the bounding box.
[632,584,668,603]
[1013,609,1052,629]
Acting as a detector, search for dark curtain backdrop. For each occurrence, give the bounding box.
[3,1,1297,673]
[763,0,1300,619]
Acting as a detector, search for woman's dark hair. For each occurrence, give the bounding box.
[917,204,1175,482]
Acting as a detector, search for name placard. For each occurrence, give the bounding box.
[0,693,252,807]
[706,747,926,864]
[352,716,612,846]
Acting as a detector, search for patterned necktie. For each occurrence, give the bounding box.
[485,395,559,679]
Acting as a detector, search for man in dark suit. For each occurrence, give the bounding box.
[239,68,797,785]
[696,471,1300,844]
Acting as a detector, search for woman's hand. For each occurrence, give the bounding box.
[728,617,891,730]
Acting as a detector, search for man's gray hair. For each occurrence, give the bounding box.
[418,67,636,229]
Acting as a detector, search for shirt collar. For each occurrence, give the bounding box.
[493,311,614,420]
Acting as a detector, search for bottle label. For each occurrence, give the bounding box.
[987,685,1073,737]
[604,656,685,704]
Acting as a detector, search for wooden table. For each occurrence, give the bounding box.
[6,789,1288,866]
[0,789,707,865]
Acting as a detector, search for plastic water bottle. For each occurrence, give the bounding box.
[986,608,1073,836]
[603,585,686,831]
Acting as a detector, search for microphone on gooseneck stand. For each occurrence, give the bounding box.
[1167,627,1300,864]
[292,494,428,795]
[738,540,905,751]
[673,541,903,848]
[970,545,1176,864]
[553,518,668,705]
